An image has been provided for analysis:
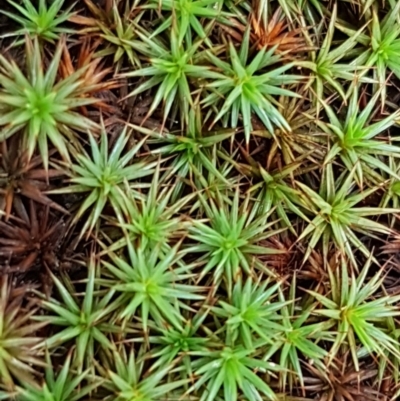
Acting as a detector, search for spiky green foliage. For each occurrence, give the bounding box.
[299,5,368,107]
[102,243,205,332]
[51,125,155,237]
[266,275,334,390]
[147,107,235,200]
[123,26,222,124]
[308,257,400,371]
[0,38,98,170]
[188,157,238,212]
[16,352,98,401]
[1,0,400,400]
[147,0,223,43]
[0,278,46,389]
[204,28,301,143]
[100,345,187,401]
[81,0,144,70]
[36,259,119,373]
[266,94,325,164]
[344,1,400,103]
[246,159,309,234]
[297,164,395,265]
[212,277,285,350]
[187,189,284,294]
[189,344,281,401]
[321,87,400,186]
[147,312,211,373]
[107,165,192,254]
[1,0,75,43]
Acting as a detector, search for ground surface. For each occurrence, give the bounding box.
[0,0,400,400]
